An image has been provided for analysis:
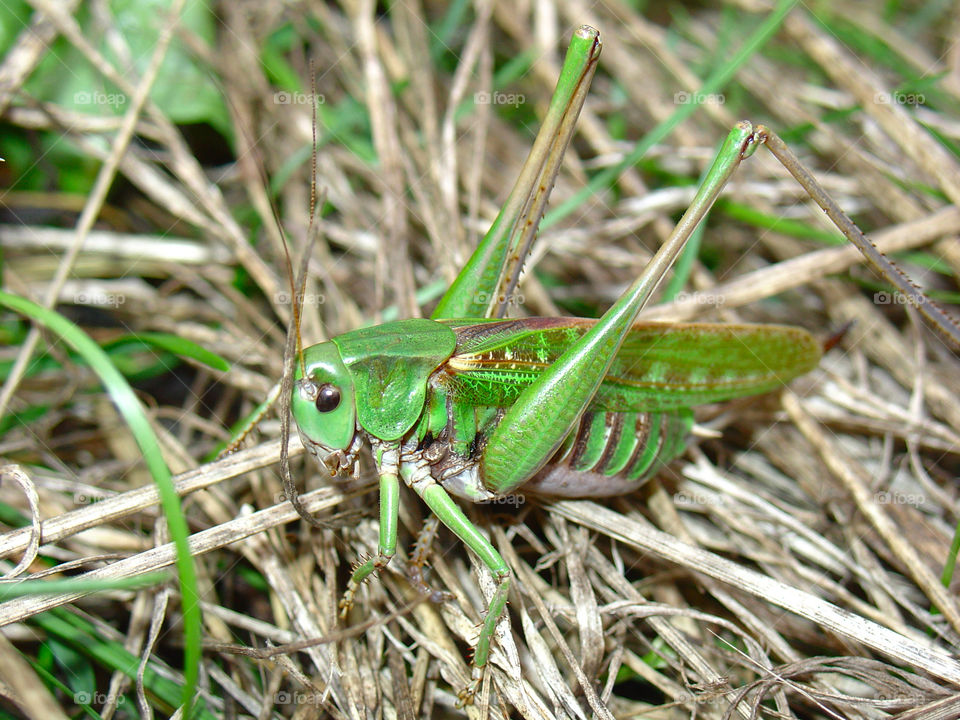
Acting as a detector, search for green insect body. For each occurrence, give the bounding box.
[288,26,822,704]
[293,317,818,499]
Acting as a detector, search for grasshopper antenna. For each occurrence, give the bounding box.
[758,127,960,352]
[278,63,333,529]
[219,58,330,529]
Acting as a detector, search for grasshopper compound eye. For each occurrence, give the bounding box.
[315,383,341,412]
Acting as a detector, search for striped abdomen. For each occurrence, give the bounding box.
[523,409,693,497]
[413,383,693,499]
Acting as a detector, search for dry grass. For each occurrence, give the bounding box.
[1,1,959,718]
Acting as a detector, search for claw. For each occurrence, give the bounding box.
[338,591,354,618]
[455,669,482,707]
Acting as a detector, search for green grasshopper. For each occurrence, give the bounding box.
[283,26,830,704]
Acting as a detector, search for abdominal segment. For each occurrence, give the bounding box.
[415,381,693,500]
[523,409,693,497]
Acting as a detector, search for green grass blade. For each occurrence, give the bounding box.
[105,332,230,372]
[543,0,797,230]
[32,608,216,718]
[0,575,169,601]
[0,290,201,715]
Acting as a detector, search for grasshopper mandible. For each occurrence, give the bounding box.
[286,26,826,704]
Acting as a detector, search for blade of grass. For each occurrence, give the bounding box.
[33,608,216,718]
[0,290,201,714]
[0,575,170,601]
[104,333,230,373]
[542,0,797,230]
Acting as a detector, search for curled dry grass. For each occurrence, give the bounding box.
[1,1,959,718]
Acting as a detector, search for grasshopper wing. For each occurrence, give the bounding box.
[437,318,820,412]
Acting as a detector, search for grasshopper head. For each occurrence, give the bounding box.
[292,342,357,454]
